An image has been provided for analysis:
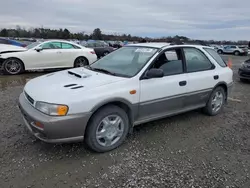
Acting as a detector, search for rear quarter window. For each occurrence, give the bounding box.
[203,48,227,67]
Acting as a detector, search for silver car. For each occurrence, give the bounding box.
[217,45,248,56]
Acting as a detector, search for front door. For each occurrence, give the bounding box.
[138,48,188,122]
[34,41,63,69]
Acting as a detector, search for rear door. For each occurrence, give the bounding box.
[182,47,218,108]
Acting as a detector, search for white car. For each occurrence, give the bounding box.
[18,43,233,152]
[0,44,26,53]
[0,40,97,75]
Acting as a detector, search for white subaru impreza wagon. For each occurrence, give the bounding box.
[18,43,233,152]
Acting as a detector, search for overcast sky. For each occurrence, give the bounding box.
[1,0,250,40]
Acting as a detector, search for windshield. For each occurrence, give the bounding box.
[90,46,158,77]
[26,42,41,49]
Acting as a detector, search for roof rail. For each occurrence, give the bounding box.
[170,41,210,46]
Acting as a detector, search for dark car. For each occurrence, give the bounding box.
[0,38,27,47]
[83,41,116,59]
[238,59,250,82]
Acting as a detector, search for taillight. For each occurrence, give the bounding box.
[90,51,95,54]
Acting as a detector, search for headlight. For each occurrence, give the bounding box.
[35,101,68,116]
[240,62,247,68]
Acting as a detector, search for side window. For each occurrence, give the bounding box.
[51,42,61,49]
[153,49,183,76]
[86,43,95,48]
[203,48,227,67]
[61,42,75,49]
[183,48,213,72]
[0,39,9,44]
[40,42,61,49]
[231,46,236,49]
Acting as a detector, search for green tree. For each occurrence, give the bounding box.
[0,29,8,37]
[62,28,70,39]
[92,28,102,40]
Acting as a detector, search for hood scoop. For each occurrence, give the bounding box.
[64,84,84,89]
[68,69,91,78]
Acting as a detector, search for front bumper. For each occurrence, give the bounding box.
[238,68,250,80]
[227,82,233,94]
[88,54,98,64]
[18,92,92,143]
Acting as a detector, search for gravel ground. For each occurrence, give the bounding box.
[1,55,250,188]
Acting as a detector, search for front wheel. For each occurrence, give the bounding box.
[217,50,223,54]
[85,105,129,152]
[203,86,226,116]
[74,57,88,67]
[103,51,109,56]
[2,58,24,75]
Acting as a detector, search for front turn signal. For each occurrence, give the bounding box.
[57,105,68,116]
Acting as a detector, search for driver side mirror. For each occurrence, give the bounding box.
[35,46,43,52]
[143,68,164,79]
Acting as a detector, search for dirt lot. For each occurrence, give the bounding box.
[1,55,250,188]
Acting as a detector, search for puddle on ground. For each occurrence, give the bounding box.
[0,72,46,91]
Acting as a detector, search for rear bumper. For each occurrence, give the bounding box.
[240,52,248,56]
[18,92,92,143]
[88,54,98,64]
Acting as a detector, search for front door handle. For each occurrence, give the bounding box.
[179,81,187,86]
[57,51,62,54]
[214,75,219,80]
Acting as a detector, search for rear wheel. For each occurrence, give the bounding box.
[74,57,88,67]
[85,105,129,153]
[234,51,240,56]
[203,86,226,116]
[2,58,24,75]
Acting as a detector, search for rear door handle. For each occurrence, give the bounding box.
[214,75,219,80]
[57,51,62,54]
[179,81,187,86]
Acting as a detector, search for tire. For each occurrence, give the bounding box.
[103,51,109,56]
[74,57,88,67]
[217,50,223,54]
[2,58,24,75]
[203,86,226,116]
[234,51,240,56]
[85,105,129,153]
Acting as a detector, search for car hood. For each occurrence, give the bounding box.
[0,44,27,54]
[24,68,126,103]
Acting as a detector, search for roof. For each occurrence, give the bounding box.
[126,42,213,50]
[126,42,171,48]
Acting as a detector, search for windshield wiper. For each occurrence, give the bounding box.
[91,68,117,76]
[84,65,92,70]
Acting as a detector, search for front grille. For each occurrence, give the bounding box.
[24,92,34,105]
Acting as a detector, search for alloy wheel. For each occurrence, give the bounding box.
[96,115,125,147]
